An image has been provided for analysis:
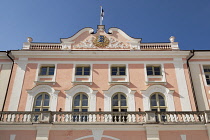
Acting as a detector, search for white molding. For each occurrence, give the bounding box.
[25,85,60,111]
[141,85,175,111]
[174,58,192,111]
[180,135,186,140]
[103,85,136,111]
[65,85,97,111]
[108,28,141,43]
[61,28,94,43]
[10,135,16,140]
[8,61,27,111]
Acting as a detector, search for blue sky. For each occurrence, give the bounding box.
[0,0,210,50]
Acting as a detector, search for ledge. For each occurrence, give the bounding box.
[109,81,130,85]
[72,81,93,85]
[146,81,167,85]
[34,81,56,85]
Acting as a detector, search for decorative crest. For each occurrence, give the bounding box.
[93,35,109,48]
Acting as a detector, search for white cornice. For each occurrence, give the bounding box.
[61,28,94,43]
[11,50,190,59]
[108,28,141,43]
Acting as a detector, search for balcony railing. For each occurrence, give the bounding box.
[0,111,208,124]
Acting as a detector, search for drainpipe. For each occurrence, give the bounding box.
[186,50,199,111]
[1,50,14,112]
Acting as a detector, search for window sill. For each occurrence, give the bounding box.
[109,81,130,85]
[146,81,166,85]
[34,81,56,85]
[72,81,93,85]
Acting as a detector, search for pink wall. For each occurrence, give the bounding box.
[164,63,182,111]
[159,130,209,140]
[18,63,38,111]
[0,130,36,140]
[49,130,93,140]
[102,130,146,140]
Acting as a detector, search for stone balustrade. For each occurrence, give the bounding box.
[140,43,172,50]
[0,111,207,124]
[29,43,62,50]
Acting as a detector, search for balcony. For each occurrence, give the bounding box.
[0,111,208,125]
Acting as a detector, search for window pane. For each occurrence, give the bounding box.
[112,100,118,106]
[159,99,165,106]
[121,109,127,112]
[158,95,164,99]
[207,79,210,85]
[44,99,49,106]
[112,109,119,112]
[206,75,210,78]
[74,99,80,106]
[119,71,125,75]
[34,109,40,112]
[45,94,49,99]
[82,99,88,106]
[151,95,156,99]
[154,71,161,75]
[73,109,79,112]
[113,94,118,99]
[43,109,49,111]
[151,99,157,106]
[119,67,126,75]
[111,67,117,75]
[154,67,160,71]
[82,94,88,99]
[121,100,127,106]
[40,67,47,75]
[151,109,157,111]
[35,100,41,106]
[75,67,82,75]
[75,94,80,99]
[37,94,42,100]
[120,94,126,99]
[82,109,88,112]
[160,109,166,112]
[84,67,90,75]
[48,67,55,75]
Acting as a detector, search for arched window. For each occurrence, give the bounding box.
[150,93,167,122]
[150,93,166,112]
[112,93,127,112]
[73,93,88,112]
[33,93,50,111]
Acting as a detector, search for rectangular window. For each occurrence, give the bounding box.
[146,65,161,76]
[40,66,55,76]
[111,67,126,76]
[75,66,90,75]
[204,66,210,85]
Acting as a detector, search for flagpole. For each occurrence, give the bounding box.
[100,6,102,25]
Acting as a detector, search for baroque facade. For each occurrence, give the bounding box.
[1,25,210,140]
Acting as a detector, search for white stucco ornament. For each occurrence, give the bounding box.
[169,36,175,43]
[27,37,33,43]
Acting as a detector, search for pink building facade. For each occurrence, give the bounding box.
[1,25,210,140]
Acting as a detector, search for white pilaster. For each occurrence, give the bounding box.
[145,125,160,140]
[8,60,27,111]
[36,126,51,140]
[173,58,192,111]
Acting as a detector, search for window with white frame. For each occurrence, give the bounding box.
[73,93,88,122]
[111,66,126,76]
[39,65,55,76]
[146,65,161,76]
[203,65,210,85]
[150,93,167,122]
[112,93,127,122]
[75,66,90,76]
[33,92,50,112]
